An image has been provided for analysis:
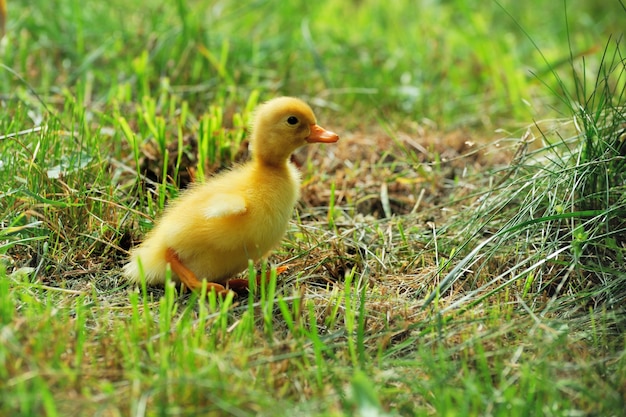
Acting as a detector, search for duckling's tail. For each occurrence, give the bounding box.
[122,244,169,286]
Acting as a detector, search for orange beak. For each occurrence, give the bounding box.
[306,124,339,143]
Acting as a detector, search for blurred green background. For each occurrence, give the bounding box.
[2,0,623,129]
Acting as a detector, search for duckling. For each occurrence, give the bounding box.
[123,97,339,294]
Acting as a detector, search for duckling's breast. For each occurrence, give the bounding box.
[241,162,301,252]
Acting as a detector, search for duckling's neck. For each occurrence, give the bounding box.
[250,139,296,168]
[250,132,295,168]
[250,155,301,194]
[252,154,292,170]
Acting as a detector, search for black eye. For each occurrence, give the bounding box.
[287,116,299,125]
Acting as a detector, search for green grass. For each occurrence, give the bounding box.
[1,0,626,415]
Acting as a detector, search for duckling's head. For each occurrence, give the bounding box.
[250,97,339,166]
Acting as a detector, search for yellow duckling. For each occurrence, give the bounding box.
[123,97,339,294]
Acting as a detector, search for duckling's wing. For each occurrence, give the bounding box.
[203,194,247,219]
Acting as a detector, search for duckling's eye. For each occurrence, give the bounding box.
[286,116,299,125]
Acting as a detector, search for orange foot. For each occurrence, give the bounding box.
[165,247,231,296]
[225,265,289,296]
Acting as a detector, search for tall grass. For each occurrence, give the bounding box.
[425,35,626,317]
